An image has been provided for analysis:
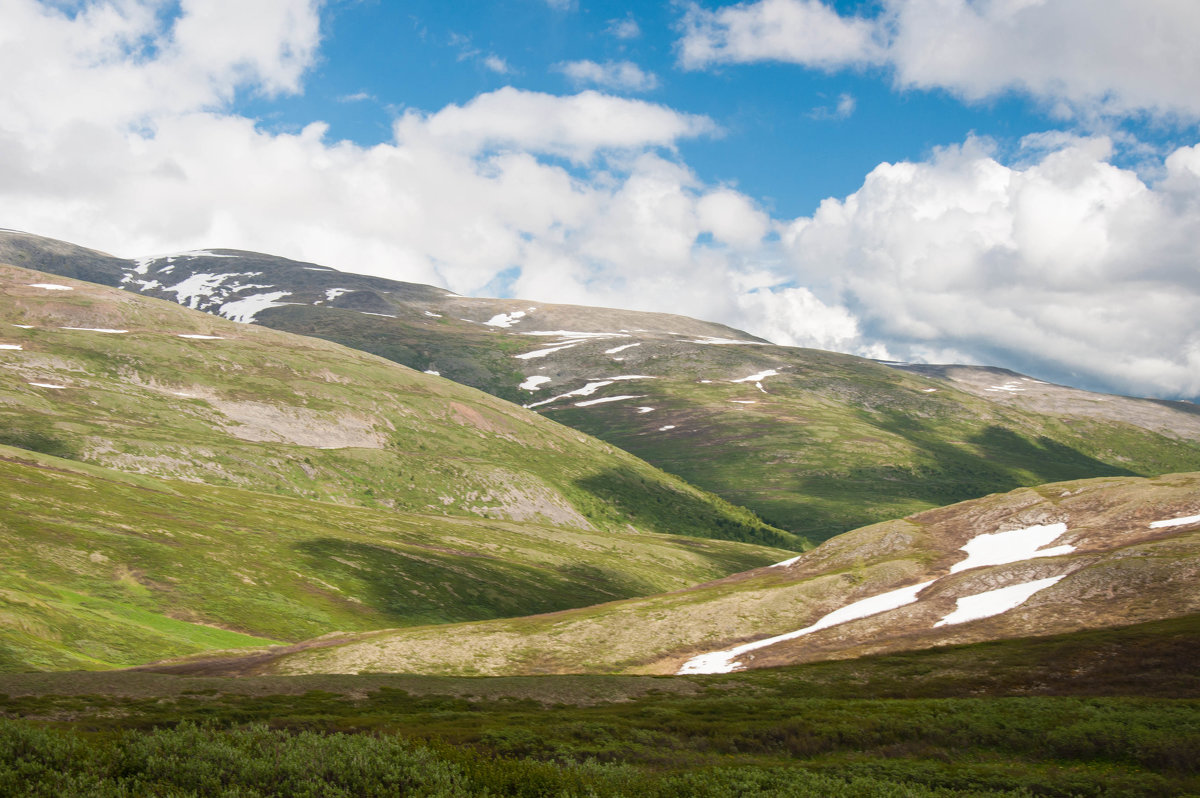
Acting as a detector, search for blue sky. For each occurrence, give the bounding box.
[2,0,1199,399]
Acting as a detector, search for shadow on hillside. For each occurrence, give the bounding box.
[572,466,800,550]
[292,538,653,626]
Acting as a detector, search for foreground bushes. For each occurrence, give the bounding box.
[0,719,1039,797]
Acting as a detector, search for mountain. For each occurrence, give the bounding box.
[0,261,785,547]
[6,229,1199,543]
[145,471,1200,677]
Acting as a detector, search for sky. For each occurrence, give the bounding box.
[2,0,1199,400]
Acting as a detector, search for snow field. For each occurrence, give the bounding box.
[950,523,1074,573]
[219,292,294,324]
[934,576,1065,627]
[61,327,127,334]
[519,375,552,391]
[1149,514,1200,529]
[515,343,577,360]
[575,395,643,407]
[28,283,73,290]
[485,311,525,327]
[0,344,22,350]
[678,581,936,675]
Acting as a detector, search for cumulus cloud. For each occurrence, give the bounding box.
[781,136,1200,398]
[606,14,641,40]
[679,0,1200,119]
[557,60,659,92]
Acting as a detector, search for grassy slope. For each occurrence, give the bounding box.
[0,446,789,672]
[0,264,790,548]
[173,471,1200,677]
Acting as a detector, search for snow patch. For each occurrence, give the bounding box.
[0,344,22,350]
[527,380,614,408]
[730,400,757,404]
[219,292,294,324]
[11,325,34,329]
[659,425,676,431]
[678,580,935,675]
[359,311,397,318]
[424,311,442,318]
[424,370,440,376]
[522,330,630,339]
[769,555,802,568]
[935,576,1066,627]
[636,407,654,413]
[177,334,223,340]
[1149,514,1200,529]
[61,327,127,333]
[485,311,526,328]
[985,381,1026,393]
[519,375,552,391]
[575,395,642,407]
[950,523,1074,574]
[28,283,73,291]
[515,343,577,360]
[732,369,779,384]
[28,382,67,389]
[325,288,350,301]
[922,388,938,393]
[605,342,641,355]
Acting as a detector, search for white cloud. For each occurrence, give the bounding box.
[483,55,512,74]
[781,135,1200,398]
[606,15,641,40]
[810,92,856,120]
[557,60,659,92]
[679,0,1200,119]
[393,88,707,162]
[678,0,884,71]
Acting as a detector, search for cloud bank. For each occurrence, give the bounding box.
[680,0,1200,119]
[0,0,1198,399]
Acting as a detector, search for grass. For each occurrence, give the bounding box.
[0,447,790,672]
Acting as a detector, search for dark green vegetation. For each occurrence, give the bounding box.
[3,616,1199,796]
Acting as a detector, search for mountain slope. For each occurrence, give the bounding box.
[0,445,786,672]
[151,471,1200,677]
[7,229,1197,543]
[0,262,788,548]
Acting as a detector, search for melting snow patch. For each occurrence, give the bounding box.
[485,311,526,327]
[678,580,935,675]
[424,370,440,376]
[0,344,22,350]
[527,380,614,408]
[576,395,642,407]
[515,343,577,360]
[950,523,1073,574]
[922,388,938,393]
[325,288,350,301]
[522,330,630,339]
[29,382,67,389]
[177,334,223,340]
[659,425,676,431]
[730,400,756,404]
[636,407,654,413]
[359,311,397,318]
[28,283,73,291]
[520,375,552,391]
[733,369,779,384]
[424,311,442,318]
[62,327,127,333]
[769,555,802,568]
[11,325,34,329]
[986,381,1026,393]
[219,292,294,323]
[1150,514,1200,529]
[934,576,1065,627]
[605,342,641,355]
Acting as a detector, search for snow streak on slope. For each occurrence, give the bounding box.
[678,581,936,675]
[935,576,1065,627]
[950,523,1074,573]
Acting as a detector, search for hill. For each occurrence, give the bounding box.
[148,471,1200,677]
[6,229,1198,543]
